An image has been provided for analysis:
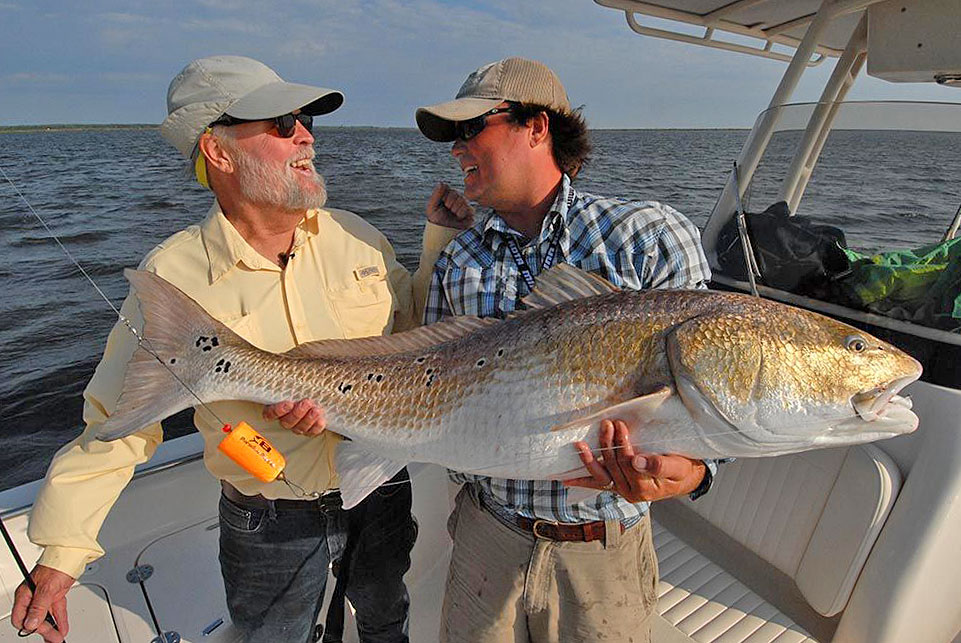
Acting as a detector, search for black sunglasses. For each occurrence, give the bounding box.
[210,112,313,138]
[454,105,515,141]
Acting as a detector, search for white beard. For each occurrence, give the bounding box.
[232,148,328,211]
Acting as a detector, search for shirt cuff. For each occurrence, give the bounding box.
[37,546,99,580]
[423,221,460,254]
[689,458,722,501]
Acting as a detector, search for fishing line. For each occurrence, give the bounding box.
[0,166,228,431]
[0,169,852,499]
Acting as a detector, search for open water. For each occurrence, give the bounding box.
[0,127,959,490]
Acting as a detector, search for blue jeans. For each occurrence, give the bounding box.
[218,470,416,643]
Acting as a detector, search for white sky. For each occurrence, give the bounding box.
[0,0,957,128]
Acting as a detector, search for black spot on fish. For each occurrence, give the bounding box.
[375,374,384,383]
[211,337,219,347]
[496,348,505,357]
[426,368,434,375]
[415,356,426,364]
[223,361,230,373]
[202,345,212,352]
[425,374,435,387]
[476,358,486,367]
[195,337,205,348]
[216,358,225,366]
[367,373,374,381]
[169,358,176,364]
[337,381,353,394]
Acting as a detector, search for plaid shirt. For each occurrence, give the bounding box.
[424,174,713,525]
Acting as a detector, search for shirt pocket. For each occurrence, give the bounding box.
[327,265,395,339]
[209,310,265,350]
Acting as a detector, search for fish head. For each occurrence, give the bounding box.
[667,300,923,457]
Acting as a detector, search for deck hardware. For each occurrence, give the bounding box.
[202,618,225,636]
[126,564,154,583]
[151,632,181,643]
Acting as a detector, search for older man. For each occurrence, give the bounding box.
[418,57,716,642]
[12,55,467,643]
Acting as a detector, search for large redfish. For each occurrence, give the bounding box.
[96,265,922,508]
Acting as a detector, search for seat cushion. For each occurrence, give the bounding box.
[676,445,901,616]
[653,519,818,643]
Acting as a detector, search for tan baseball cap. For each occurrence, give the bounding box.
[416,57,570,142]
[160,55,344,158]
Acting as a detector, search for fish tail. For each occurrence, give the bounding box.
[95,269,247,441]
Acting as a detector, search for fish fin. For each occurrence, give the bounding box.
[335,442,407,509]
[520,264,620,311]
[549,387,674,433]
[95,270,248,441]
[285,316,498,359]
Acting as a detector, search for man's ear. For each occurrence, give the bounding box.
[529,111,551,148]
[198,131,234,174]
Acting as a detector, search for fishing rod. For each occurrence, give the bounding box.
[0,515,65,640]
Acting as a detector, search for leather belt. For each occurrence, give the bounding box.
[478,493,626,542]
[221,481,339,511]
[513,514,626,542]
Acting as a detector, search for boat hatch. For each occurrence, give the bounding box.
[0,584,120,643]
[135,519,241,642]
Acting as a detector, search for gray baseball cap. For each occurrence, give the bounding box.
[416,57,570,142]
[160,55,344,157]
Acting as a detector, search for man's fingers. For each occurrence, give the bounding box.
[562,476,607,490]
[612,420,636,460]
[50,599,69,638]
[274,398,311,429]
[572,442,612,485]
[426,182,446,212]
[262,400,293,421]
[11,583,32,629]
[23,592,54,632]
[442,189,473,221]
[289,406,326,436]
[35,619,66,643]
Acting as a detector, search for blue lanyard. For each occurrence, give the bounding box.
[505,214,566,292]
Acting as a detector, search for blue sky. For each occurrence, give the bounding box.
[1,0,956,128]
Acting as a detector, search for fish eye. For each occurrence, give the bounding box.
[845,335,867,352]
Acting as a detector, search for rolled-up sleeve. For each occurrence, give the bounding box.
[386,221,457,333]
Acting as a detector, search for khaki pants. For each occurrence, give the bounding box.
[441,486,658,643]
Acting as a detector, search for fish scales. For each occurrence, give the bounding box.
[98,265,922,507]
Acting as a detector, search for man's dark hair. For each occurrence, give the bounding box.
[509,103,591,179]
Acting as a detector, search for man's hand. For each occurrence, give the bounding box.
[564,419,706,503]
[11,564,73,643]
[262,399,326,437]
[426,182,474,230]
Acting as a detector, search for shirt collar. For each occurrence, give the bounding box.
[482,174,575,255]
[202,201,323,283]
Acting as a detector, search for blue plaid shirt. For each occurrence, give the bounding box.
[424,174,713,525]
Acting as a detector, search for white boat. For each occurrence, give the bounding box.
[2,1,960,641]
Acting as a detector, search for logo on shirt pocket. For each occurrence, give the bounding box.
[353,265,383,281]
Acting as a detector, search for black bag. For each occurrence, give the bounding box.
[716,201,851,298]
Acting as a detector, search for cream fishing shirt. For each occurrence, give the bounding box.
[29,202,454,579]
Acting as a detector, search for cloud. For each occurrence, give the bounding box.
[0,72,71,85]
[100,72,163,83]
[100,11,153,24]
[181,17,264,34]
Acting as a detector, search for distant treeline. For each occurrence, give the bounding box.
[0,124,159,133]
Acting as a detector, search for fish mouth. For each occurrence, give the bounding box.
[850,374,920,433]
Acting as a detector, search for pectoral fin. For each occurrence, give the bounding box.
[549,386,675,434]
[334,442,407,509]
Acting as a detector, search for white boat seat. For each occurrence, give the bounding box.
[651,444,902,642]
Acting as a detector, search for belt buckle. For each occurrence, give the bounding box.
[531,518,558,540]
